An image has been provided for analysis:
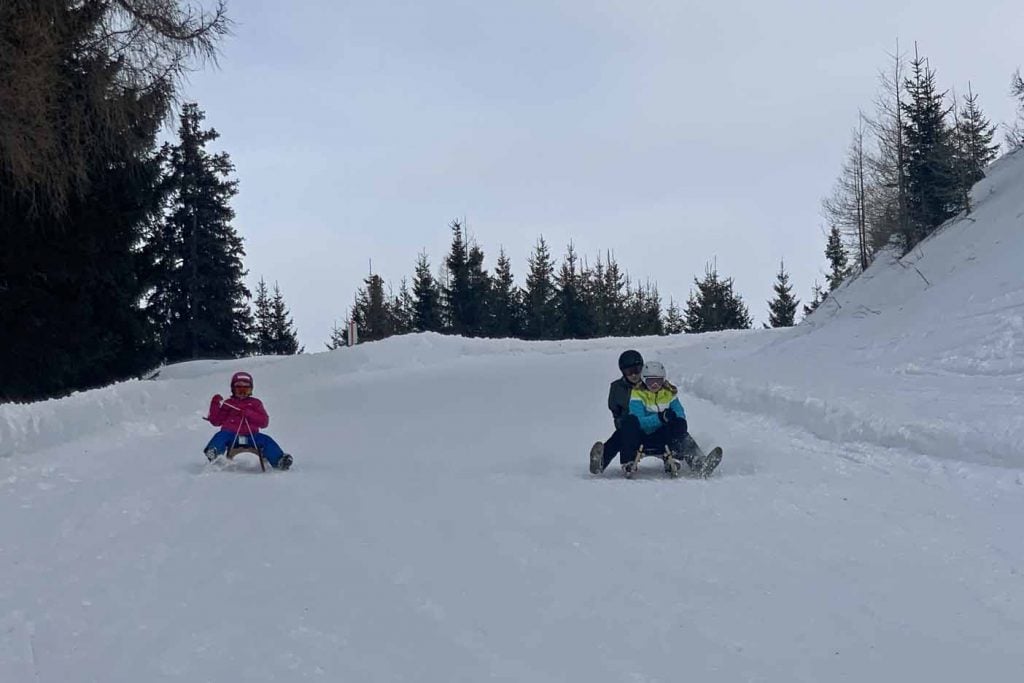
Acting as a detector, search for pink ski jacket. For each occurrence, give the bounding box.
[207,396,270,434]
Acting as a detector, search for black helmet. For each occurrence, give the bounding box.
[617,349,644,372]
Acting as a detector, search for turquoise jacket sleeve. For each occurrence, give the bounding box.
[669,397,686,420]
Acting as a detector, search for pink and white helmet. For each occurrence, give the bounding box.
[230,371,253,389]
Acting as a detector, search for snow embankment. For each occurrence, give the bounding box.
[679,370,1021,469]
[671,148,1024,469]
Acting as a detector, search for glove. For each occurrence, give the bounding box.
[204,395,222,423]
[659,409,677,424]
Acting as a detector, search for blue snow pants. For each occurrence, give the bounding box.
[204,430,287,468]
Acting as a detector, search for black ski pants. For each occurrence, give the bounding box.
[602,414,689,467]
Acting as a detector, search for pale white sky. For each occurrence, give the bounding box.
[178,0,1023,347]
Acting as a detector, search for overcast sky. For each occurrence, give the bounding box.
[177,0,1023,348]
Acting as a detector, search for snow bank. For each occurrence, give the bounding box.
[665,148,1024,468]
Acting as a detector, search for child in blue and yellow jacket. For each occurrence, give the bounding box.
[618,360,690,474]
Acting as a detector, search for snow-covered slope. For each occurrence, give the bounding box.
[679,148,1024,468]
[2,153,1024,682]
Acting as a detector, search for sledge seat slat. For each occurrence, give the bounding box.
[226,446,267,472]
[226,446,262,459]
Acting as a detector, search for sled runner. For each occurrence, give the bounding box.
[627,441,723,479]
[632,445,684,478]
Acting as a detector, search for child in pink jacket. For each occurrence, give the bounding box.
[203,371,293,470]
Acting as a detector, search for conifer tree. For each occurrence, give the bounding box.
[663,298,685,335]
[391,278,415,335]
[647,284,664,335]
[435,262,452,330]
[957,86,998,182]
[767,260,800,328]
[352,273,392,342]
[825,225,851,292]
[602,253,627,335]
[621,274,636,335]
[267,282,301,354]
[252,278,274,354]
[154,103,253,362]
[3,134,169,399]
[556,243,592,338]
[522,237,560,340]
[443,219,469,334]
[626,282,663,336]
[466,241,491,336]
[583,256,608,336]
[443,220,489,336]
[902,49,959,246]
[487,248,522,338]
[412,251,443,333]
[0,2,226,399]
[952,85,998,213]
[326,321,347,350]
[683,264,752,333]
[803,281,825,317]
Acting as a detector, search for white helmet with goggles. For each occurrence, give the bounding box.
[641,361,666,385]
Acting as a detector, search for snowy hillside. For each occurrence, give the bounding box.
[682,147,1024,469]
[2,154,1024,681]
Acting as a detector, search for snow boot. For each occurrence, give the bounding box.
[622,460,638,479]
[205,448,220,462]
[277,453,293,471]
[695,447,723,478]
[589,441,604,474]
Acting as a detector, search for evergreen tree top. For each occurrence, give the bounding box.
[767,259,799,328]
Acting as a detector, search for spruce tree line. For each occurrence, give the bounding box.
[334,220,759,347]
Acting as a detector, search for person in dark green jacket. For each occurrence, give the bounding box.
[589,349,645,473]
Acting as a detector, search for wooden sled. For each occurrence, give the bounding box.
[630,438,722,479]
[634,444,683,477]
[226,444,267,472]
